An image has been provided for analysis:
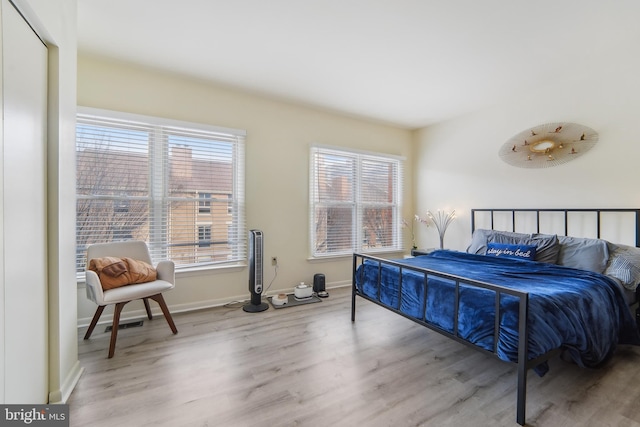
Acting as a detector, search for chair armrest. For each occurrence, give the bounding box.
[85,270,105,305]
[156,260,175,285]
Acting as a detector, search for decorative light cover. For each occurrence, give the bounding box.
[499,122,598,168]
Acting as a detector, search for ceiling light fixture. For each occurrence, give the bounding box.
[499,122,598,168]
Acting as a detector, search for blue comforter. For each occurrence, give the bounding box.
[355,250,640,373]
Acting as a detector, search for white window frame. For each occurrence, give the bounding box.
[75,107,246,275]
[309,144,404,258]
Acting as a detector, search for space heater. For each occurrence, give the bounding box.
[243,229,269,313]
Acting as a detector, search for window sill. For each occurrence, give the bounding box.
[307,249,405,262]
[176,263,246,277]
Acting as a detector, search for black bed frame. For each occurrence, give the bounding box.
[351,208,640,426]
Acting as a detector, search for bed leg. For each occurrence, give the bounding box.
[516,293,529,426]
[516,362,527,425]
[352,255,357,322]
[351,281,357,322]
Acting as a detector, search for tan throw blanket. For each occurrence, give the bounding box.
[89,257,157,290]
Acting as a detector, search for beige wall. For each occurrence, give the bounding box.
[413,37,640,251]
[77,55,414,324]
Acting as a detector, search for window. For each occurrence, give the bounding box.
[198,192,211,213]
[309,145,403,257]
[76,107,246,274]
[198,225,212,248]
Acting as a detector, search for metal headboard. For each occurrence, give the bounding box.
[471,208,640,247]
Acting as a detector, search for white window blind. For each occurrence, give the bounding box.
[76,108,246,274]
[309,145,403,257]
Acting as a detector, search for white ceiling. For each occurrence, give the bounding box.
[77,0,639,129]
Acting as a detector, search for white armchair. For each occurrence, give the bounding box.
[84,240,178,358]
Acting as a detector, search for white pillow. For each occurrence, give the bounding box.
[605,243,640,290]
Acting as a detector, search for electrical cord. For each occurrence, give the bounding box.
[261,263,278,296]
[223,300,246,309]
[223,263,278,309]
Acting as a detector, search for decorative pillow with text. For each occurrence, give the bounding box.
[486,242,537,261]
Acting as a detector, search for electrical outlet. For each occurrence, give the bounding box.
[271,256,278,266]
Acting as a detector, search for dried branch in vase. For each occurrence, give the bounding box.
[426,209,456,249]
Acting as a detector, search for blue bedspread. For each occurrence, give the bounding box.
[355,250,640,373]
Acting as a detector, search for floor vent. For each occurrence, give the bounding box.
[105,320,144,333]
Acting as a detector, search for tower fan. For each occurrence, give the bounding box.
[243,229,269,312]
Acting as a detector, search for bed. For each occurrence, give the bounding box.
[351,208,640,425]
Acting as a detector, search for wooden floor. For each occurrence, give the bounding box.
[69,287,640,427]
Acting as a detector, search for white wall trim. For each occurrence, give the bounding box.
[77,282,351,328]
[48,361,83,404]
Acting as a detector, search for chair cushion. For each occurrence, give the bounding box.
[89,257,157,290]
[102,280,174,304]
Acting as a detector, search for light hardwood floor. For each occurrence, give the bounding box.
[70,286,640,427]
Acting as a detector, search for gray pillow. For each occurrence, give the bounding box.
[557,236,609,273]
[604,243,640,290]
[466,229,528,255]
[490,233,560,264]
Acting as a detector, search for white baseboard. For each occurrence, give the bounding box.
[49,360,84,404]
[77,282,351,328]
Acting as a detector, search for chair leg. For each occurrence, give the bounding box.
[108,301,128,358]
[143,298,153,320]
[84,305,106,340]
[149,293,178,334]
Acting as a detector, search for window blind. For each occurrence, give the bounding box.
[76,108,246,274]
[309,145,403,257]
